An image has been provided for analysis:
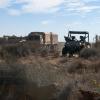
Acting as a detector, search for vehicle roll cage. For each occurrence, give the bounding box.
[68,31,89,42]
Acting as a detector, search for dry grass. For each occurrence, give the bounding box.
[80,48,100,59]
[94,41,100,49]
[0,43,33,63]
[0,56,99,100]
[67,58,100,74]
[0,44,99,100]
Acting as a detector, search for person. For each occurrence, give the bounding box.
[80,36,86,42]
[71,36,76,41]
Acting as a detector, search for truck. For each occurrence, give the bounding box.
[27,32,58,53]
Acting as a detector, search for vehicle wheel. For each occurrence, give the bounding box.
[62,47,67,56]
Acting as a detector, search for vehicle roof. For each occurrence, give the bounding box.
[69,31,89,34]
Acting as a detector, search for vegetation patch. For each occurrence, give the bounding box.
[80,48,100,59]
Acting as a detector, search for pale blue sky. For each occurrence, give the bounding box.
[0,0,100,42]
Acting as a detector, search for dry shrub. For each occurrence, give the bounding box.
[0,63,59,100]
[52,51,60,58]
[0,63,27,100]
[57,84,74,100]
[80,48,99,59]
[94,41,100,49]
[68,60,86,74]
[59,57,68,63]
[68,58,100,74]
[0,63,26,85]
[92,61,100,73]
[40,49,48,57]
[0,43,32,62]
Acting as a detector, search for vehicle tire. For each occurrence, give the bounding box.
[62,47,67,56]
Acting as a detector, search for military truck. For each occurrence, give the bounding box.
[27,32,58,53]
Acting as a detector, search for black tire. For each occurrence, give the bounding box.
[62,47,67,56]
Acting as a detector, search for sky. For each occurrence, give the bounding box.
[0,0,100,42]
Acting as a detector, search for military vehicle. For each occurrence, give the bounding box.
[27,32,58,54]
[62,31,91,56]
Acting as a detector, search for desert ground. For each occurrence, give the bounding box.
[0,43,99,100]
